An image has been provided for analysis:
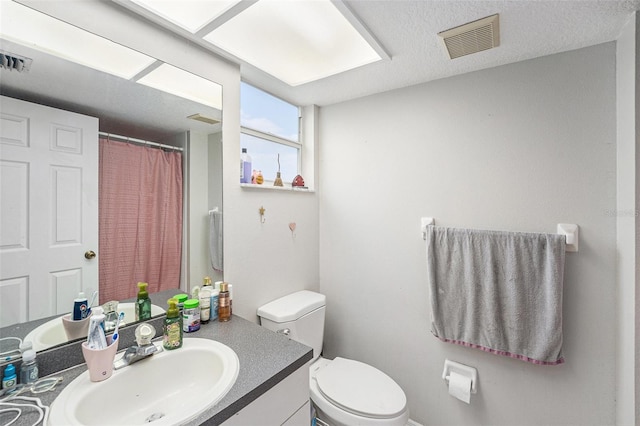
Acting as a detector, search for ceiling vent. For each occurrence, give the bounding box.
[0,51,32,73]
[187,113,220,125]
[438,14,499,60]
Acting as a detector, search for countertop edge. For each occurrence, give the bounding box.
[10,314,313,426]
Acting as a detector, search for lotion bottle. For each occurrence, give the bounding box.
[135,282,152,321]
[163,299,182,350]
[218,282,231,322]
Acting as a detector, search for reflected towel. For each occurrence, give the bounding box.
[210,210,223,272]
[426,226,566,365]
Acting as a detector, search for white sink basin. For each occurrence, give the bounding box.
[48,338,239,426]
[24,303,165,351]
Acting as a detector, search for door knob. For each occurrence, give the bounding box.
[84,250,96,259]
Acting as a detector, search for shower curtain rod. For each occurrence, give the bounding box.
[99,132,184,152]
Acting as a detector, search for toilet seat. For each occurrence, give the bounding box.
[314,357,407,419]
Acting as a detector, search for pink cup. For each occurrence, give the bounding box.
[81,336,119,382]
[61,312,92,341]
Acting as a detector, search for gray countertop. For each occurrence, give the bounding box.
[4,315,312,426]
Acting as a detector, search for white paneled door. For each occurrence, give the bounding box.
[0,96,98,327]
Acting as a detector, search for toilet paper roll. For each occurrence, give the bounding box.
[448,371,472,404]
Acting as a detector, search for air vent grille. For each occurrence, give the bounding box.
[0,51,32,73]
[187,113,220,125]
[438,14,500,60]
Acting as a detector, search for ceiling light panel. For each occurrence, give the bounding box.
[131,0,241,33]
[0,1,156,79]
[203,0,382,86]
[136,63,222,110]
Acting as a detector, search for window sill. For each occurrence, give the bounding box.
[240,183,314,193]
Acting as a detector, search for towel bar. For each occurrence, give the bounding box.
[421,218,579,252]
[557,223,579,252]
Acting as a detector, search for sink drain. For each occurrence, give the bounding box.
[145,413,165,423]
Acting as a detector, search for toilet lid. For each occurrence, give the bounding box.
[315,357,407,419]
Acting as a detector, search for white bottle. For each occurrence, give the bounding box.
[199,287,211,324]
[240,148,252,183]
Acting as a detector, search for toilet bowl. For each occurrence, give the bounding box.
[257,290,409,426]
[310,357,409,426]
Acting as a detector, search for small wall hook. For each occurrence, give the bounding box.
[259,206,266,223]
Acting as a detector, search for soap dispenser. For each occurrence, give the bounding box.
[135,282,152,321]
[163,299,182,350]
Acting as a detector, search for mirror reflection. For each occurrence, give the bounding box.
[0,7,223,352]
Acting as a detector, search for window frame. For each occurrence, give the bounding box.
[240,83,303,184]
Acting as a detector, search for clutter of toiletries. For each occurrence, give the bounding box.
[0,291,100,394]
[1,277,234,391]
[1,341,38,395]
[164,277,233,350]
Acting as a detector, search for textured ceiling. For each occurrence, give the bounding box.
[2,0,638,132]
[242,0,640,106]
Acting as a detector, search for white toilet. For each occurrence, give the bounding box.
[258,290,409,426]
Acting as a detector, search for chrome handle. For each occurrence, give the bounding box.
[276,328,290,336]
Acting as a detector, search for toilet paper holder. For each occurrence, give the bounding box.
[442,359,477,393]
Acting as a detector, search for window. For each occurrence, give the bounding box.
[240,82,300,183]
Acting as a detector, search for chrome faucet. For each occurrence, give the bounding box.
[113,323,162,370]
[102,300,120,332]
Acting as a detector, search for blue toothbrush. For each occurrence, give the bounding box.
[111,312,125,344]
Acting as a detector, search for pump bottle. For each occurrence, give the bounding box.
[135,282,152,321]
[163,299,183,350]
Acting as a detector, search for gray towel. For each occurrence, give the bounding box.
[209,211,223,272]
[426,226,566,365]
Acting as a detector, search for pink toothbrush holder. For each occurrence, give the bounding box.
[81,336,118,382]
[61,311,92,341]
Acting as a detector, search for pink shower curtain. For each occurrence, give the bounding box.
[99,138,183,303]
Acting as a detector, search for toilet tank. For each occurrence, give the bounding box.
[257,291,326,361]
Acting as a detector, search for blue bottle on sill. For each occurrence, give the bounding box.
[240,148,252,183]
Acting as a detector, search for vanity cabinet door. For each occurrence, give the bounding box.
[221,363,310,426]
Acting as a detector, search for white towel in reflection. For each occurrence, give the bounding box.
[210,210,223,272]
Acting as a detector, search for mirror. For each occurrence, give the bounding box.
[0,9,223,353]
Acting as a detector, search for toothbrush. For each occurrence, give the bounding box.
[88,290,98,313]
[111,311,125,344]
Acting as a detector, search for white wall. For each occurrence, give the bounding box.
[319,43,618,425]
[223,186,320,321]
[223,111,320,323]
[616,13,638,426]
[186,131,212,292]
